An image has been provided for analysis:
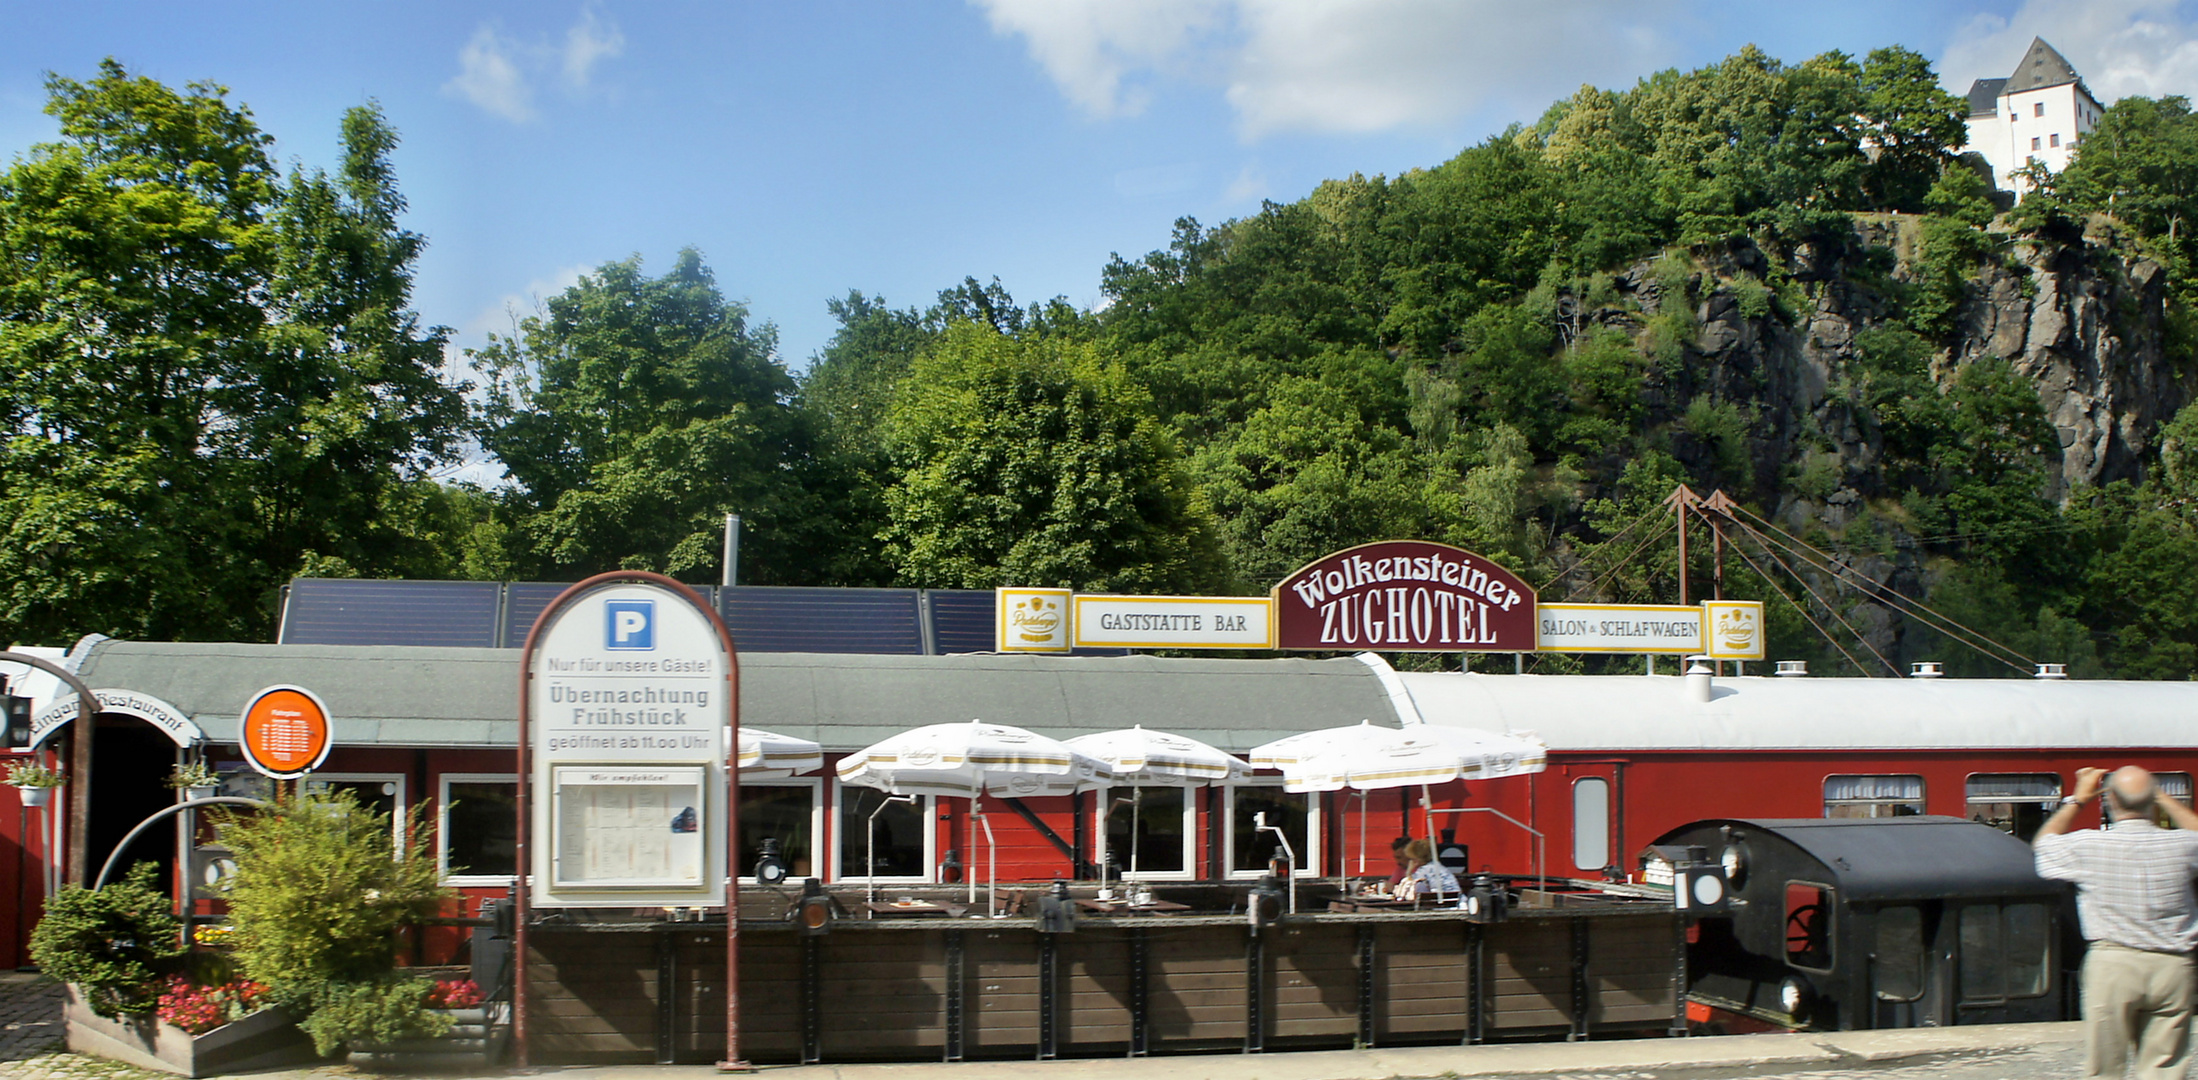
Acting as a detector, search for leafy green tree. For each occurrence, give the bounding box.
[474,250,866,584]
[0,63,463,644]
[2056,95,2198,286]
[1855,46,1969,212]
[879,321,1223,591]
[1195,375,1443,586]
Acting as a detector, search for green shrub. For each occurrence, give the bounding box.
[296,979,451,1057]
[30,863,183,1018]
[215,790,454,1053]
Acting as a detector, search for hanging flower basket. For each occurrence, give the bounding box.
[6,760,64,808]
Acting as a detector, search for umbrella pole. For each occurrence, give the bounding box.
[1129,788,1141,879]
[1421,784,1436,855]
[1356,790,1368,875]
[967,792,979,906]
[981,811,997,917]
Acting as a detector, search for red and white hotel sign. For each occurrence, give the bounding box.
[1272,541,1537,652]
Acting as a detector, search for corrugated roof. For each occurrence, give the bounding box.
[69,640,1397,753]
[1396,670,2198,750]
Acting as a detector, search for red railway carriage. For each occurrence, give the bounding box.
[1391,664,2198,877]
[1,640,2193,970]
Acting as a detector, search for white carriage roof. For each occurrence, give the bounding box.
[1394,670,2198,751]
[49,638,2198,754]
[64,640,1397,754]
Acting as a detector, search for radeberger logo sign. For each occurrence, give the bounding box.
[997,587,1072,652]
[1703,600,1766,660]
[1271,541,1537,652]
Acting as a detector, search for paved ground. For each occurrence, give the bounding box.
[0,972,2117,1080]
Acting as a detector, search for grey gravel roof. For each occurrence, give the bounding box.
[70,640,1401,753]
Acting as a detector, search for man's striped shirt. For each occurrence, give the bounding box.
[2035,819,2198,954]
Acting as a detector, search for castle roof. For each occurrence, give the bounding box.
[2007,37,2081,94]
[1967,77,2007,117]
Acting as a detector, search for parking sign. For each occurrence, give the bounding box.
[605,599,655,650]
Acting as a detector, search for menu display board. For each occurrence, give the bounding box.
[551,766,706,889]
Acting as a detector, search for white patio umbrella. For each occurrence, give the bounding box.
[731,727,824,781]
[1066,726,1252,893]
[838,720,1115,907]
[1249,721,1550,878]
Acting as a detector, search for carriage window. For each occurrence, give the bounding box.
[1101,786,1192,878]
[440,774,517,883]
[1573,778,1610,871]
[306,773,407,853]
[1785,882,1833,970]
[1958,903,2051,1001]
[1229,787,1314,877]
[2159,773,2193,806]
[838,788,931,881]
[1824,775,1924,818]
[739,782,819,883]
[1872,905,1924,1001]
[1966,773,2062,841]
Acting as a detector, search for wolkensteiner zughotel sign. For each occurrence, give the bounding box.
[1272,541,1537,651]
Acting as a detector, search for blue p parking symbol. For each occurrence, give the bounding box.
[605,599,655,650]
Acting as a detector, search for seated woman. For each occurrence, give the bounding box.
[1398,838,1461,899]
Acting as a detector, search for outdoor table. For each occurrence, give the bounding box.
[1074,898,1191,915]
[864,900,963,918]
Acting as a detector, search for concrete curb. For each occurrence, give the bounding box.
[509,1022,2087,1080]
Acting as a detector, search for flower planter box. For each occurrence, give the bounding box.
[346,1006,508,1069]
[64,987,323,1077]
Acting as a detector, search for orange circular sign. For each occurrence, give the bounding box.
[240,685,333,779]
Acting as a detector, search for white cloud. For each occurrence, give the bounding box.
[445,26,536,123]
[973,0,1230,118]
[1223,162,1268,203]
[460,264,590,340]
[563,6,627,90]
[1941,0,2198,103]
[444,8,627,123]
[972,0,1677,138]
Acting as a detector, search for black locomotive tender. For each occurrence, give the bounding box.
[1649,817,2072,1031]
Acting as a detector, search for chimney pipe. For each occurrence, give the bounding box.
[1684,656,1714,703]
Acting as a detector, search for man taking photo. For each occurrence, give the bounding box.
[2034,766,2198,1080]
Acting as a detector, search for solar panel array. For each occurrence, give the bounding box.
[278,579,1015,654]
[279,579,504,648]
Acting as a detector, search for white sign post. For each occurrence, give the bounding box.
[525,581,732,909]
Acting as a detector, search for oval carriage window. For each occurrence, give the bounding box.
[1572,778,1610,872]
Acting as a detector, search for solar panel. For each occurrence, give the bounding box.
[279,579,501,647]
[925,590,997,654]
[500,583,574,647]
[719,587,923,654]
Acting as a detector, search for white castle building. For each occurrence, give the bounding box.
[1963,37,2103,201]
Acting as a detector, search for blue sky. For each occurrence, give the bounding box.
[5,0,2197,390]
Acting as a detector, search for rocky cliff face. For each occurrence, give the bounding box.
[1570,216,2196,664]
[1590,216,2193,505]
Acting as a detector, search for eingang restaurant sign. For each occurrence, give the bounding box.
[1271,541,1537,652]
